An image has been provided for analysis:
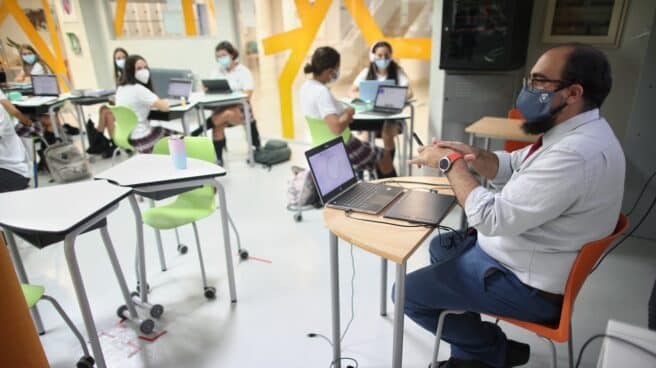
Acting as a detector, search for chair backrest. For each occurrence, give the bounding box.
[152,136,217,163]
[107,105,138,150]
[557,214,629,338]
[305,116,351,147]
[503,108,531,152]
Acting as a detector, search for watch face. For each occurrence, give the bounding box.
[439,157,449,171]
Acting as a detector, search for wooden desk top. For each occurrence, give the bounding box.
[323,176,453,264]
[465,116,538,142]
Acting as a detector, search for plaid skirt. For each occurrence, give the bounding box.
[128,126,173,153]
[345,135,383,173]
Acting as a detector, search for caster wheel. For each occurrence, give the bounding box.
[116,305,128,320]
[136,283,150,294]
[294,213,302,222]
[76,355,95,368]
[130,291,139,299]
[177,244,188,255]
[140,319,155,335]
[238,249,249,260]
[204,286,217,299]
[150,304,164,319]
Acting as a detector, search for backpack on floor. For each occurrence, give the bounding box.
[254,139,291,169]
[286,166,320,208]
[44,142,92,183]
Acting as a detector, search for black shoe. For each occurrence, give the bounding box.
[87,133,110,155]
[101,144,117,159]
[431,358,493,368]
[213,139,226,166]
[506,340,530,367]
[63,123,80,135]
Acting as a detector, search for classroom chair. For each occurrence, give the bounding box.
[141,136,243,299]
[305,116,351,147]
[107,105,137,164]
[503,107,531,152]
[430,214,628,368]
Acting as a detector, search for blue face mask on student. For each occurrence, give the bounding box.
[115,58,125,69]
[22,54,36,65]
[374,58,390,70]
[217,56,232,69]
[516,85,567,124]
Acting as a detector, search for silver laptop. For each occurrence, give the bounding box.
[305,137,404,214]
[163,78,192,107]
[20,74,60,105]
[359,85,407,116]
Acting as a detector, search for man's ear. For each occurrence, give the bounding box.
[567,84,584,105]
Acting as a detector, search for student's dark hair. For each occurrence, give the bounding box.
[215,41,239,60]
[118,54,153,91]
[366,41,400,84]
[557,43,612,110]
[112,47,129,84]
[19,44,50,75]
[303,46,340,75]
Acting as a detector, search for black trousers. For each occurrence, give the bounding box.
[0,168,29,193]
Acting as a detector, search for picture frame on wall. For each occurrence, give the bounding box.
[542,0,629,47]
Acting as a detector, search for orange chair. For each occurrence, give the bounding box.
[503,108,531,152]
[430,214,629,368]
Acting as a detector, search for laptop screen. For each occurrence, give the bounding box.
[306,138,357,201]
[32,75,59,96]
[374,85,406,110]
[167,79,192,98]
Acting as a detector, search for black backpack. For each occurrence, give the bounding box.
[254,139,291,169]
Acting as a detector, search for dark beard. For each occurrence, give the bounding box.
[521,117,556,135]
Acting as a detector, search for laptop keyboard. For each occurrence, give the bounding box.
[332,183,389,209]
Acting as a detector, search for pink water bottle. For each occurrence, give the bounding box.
[168,135,187,169]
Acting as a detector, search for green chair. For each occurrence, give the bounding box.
[107,105,138,164]
[142,136,243,299]
[305,116,351,147]
[22,284,95,367]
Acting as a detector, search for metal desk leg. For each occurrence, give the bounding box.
[329,231,341,368]
[128,195,149,303]
[213,180,237,302]
[400,121,410,177]
[63,233,107,368]
[74,104,89,158]
[148,199,167,272]
[181,112,190,136]
[4,229,45,334]
[392,262,407,368]
[196,104,208,137]
[380,257,387,316]
[242,100,255,166]
[99,226,139,320]
[48,103,64,141]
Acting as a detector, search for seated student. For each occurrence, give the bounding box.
[0,90,33,192]
[14,44,49,83]
[300,46,396,177]
[191,41,261,166]
[115,54,171,154]
[87,47,129,158]
[349,40,413,99]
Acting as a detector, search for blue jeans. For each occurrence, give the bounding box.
[394,231,562,367]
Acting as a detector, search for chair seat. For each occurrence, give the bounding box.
[143,186,216,229]
[21,284,45,308]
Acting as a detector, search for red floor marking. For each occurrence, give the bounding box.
[138,329,168,342]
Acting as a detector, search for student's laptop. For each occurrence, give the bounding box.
[358,79,394,103]
[383,190,455,226]
[358,85,407,116]
[163,78,192,107]
[19,74,59,105]
[202,79,232,94]
[305,137,404,214]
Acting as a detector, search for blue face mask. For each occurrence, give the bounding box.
[516,85,567,124]
[374,58,390,70]
[217,55,232,69]
[22,54,36,65]
[115,58,125,69]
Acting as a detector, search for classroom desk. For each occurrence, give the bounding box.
[190,92,255,166]
[465,116,537,150]
[0,181,150,368]
[148,101,199,136]
[95,154,238,304]
[14,95,71,140]
[323,176,454,368]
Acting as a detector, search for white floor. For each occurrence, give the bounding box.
[15,127,656,368]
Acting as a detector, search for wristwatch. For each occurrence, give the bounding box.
[439,153,463,173]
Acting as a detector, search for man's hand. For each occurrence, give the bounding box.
[408,144,453,169]
[436,140,480,163]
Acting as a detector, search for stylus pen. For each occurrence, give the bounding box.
[412,132,424,146]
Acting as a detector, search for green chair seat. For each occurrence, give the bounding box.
[21,284,45,308]
[305,116,351,147]
[107,105,138,151]
[142,186,216,229]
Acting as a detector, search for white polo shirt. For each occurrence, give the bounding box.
[0,91,29,178]
[115,83,159,139]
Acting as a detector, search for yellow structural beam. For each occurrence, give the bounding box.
[181,0,197,36]
[0,2,9,26]
[262,0,333,139]
[41,0,65,72]
[114,0,127,38]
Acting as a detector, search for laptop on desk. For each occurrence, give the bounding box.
[305,137,404,214]
[357,85,407,117]
[202,79,232,94]
[358,79,395,103]
[20,74,59,105]
[163,78,192,107]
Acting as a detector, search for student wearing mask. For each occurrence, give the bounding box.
[349,40,413,98]
[0,90,34,192]
[191,41,261,166]
[87,47,129,158]
[14,44,50,83]
[115,54,171,153]
[300,46,396,177]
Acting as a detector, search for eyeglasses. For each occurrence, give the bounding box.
[523,76,574,92]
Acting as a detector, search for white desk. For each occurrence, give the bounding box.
[0,181,151,368]
[148,101,199,136]
[95,154,238,304]
[14,95,72,141]
[190,91,255,166]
